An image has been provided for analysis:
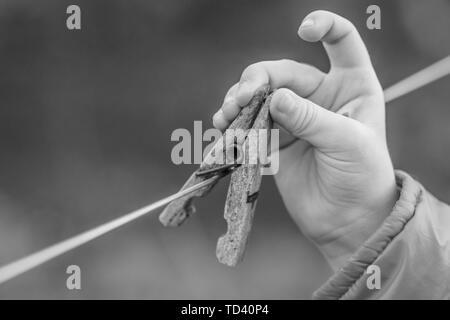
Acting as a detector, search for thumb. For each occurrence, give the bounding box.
[270,88,370,151]
[298,10,372,69]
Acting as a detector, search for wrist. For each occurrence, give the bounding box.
[317,178,400,272]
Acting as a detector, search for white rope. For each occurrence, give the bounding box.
[384,55,450,103]
[0,176,219,284]
[0,56,449,285]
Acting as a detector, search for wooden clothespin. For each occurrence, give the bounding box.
[159,85,273,266]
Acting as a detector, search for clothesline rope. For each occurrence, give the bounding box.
[384,56,450,103]
[0,55,449,285]
[0,175,220,284]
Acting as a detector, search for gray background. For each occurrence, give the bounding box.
[0,0,449,299]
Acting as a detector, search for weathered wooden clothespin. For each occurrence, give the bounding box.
[159,85,273,266]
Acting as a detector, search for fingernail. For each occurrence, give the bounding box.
[274,92,294,114]
[300,18,314,29]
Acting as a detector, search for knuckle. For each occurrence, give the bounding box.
[310,9,328,17]
[337,18,358,41]
[300,103,318,135]
[274,58,296,67]
[241,60,283,81]
[292,99,317,136]
[241,62,266,80]
[225,83,238,97]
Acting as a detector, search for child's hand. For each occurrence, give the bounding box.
[213,10,398,270]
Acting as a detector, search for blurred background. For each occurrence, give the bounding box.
[0,0,449,299]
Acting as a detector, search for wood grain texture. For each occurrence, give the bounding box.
[216,94,273,266]
[159,86,270,227]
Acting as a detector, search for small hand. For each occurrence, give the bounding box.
[213,11,398,270]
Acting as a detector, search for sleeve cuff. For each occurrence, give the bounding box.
[312,170,423,300]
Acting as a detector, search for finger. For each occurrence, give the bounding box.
[234,60,325,107]
[212,109,229,131]
[298,10,371,69]
[270,88,370,151]
[213,84,240,131]
[221,83,240,122]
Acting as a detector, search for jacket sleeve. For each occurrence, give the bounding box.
[313,170,450,300]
